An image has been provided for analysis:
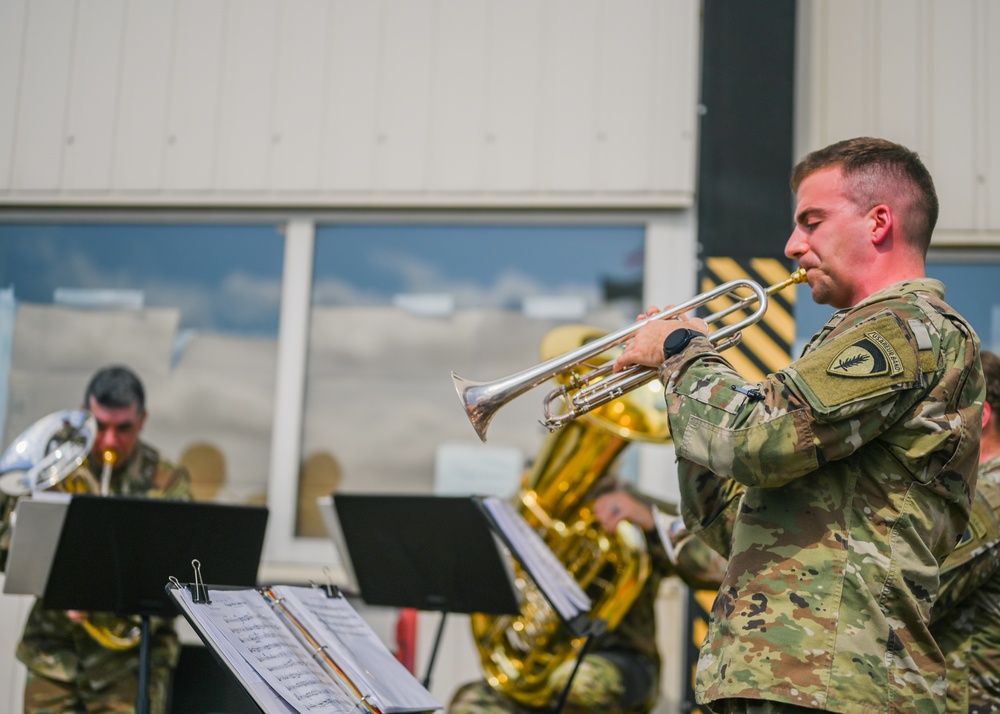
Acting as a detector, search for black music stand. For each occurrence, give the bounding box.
[331,494,521,689]
[21,495,268,714]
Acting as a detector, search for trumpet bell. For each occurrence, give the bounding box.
[0,410,97,496]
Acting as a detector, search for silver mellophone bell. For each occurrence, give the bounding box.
[0,409,96,497]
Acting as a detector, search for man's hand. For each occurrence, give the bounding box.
[593,492,654,532]
[613,307,707,372]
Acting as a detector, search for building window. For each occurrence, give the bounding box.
[0,222,285,504]
[296,223,645,538]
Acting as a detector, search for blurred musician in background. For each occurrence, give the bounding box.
[933,349,1000,712]
[449,483,726,714]
[3,365,192,714]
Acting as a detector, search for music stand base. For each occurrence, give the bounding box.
[422,611,448,689]
[136,614,151,714]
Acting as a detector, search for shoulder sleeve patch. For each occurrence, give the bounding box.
[827,330,904,377]
[794,313,918,409]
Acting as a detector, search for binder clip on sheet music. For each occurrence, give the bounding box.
[166,561,441,714]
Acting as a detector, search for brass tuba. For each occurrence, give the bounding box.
[0,410,141,651]
[470,325,671,708]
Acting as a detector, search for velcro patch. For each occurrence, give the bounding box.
[793,312,918,409]
[827,331,904,378]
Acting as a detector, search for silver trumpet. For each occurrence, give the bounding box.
[452,268,806,442]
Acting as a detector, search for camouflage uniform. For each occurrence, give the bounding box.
[12,441,192,714]
[448,485,727,714]
[933,455,1000,713]
[658,279,983,713]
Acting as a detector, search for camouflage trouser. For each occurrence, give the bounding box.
[449,653,655,714]
[23,667,171,714]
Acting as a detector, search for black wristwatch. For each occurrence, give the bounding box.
[662,328,700,361]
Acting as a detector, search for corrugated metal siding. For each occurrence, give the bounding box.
[797,0,1000,244]
[0,0,701,208]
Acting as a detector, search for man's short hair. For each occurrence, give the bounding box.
[790,136,939,255]
[84,365,146,413]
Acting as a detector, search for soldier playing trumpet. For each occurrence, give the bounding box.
[614,137,984,714]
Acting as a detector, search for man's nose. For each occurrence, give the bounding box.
[784,230,805,260]
[98,429,121,448]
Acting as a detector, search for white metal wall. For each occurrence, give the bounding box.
[0,0,700,208]
[796,0,1000,246]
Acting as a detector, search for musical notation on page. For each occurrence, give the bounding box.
[168,583,441,714]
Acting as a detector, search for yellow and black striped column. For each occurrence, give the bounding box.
[698,256,799,381]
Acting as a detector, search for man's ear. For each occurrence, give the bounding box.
[984,399,992,431]
[870,204,892,246]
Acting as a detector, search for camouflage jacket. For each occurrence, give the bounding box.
[16,441,192,688]
[658,279,984,713]
[933,455,1000,713]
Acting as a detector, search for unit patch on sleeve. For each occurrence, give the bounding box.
[827,331,904,378]
[791,312,919,409]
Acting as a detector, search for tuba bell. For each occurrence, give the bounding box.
[470,324,670,707]
[0,410,141,651]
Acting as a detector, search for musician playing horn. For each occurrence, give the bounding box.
[449,478,727,714]
[614,137,984,713]
[3,365,192,714]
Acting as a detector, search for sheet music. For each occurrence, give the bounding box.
[272,586,441,714]
[171,587,360,714]
[480,497,590,622]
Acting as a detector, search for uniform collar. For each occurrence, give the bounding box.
[840,278,945,314]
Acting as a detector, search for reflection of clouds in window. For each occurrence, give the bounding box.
[367,248,445,292]
[311,224,642,313]
[42,249,136,297]
[143,279,214,328]
[142,272,280,335]
[1,226,284,337]
[218,272,282,327]
[475,270,600,310]
[312,265,599,310]
[312,278,384,306]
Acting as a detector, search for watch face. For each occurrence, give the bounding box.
[665,330,685,349]
[663,329,695,358]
